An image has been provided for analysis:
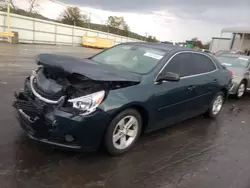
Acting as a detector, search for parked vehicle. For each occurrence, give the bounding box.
[215,50,245,56]
[13,43,231,155]
[216,54,250,98]
[201,49,212,54]
[161,41,177,45]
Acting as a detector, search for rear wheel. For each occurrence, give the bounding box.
[235,81,246,99]
[206,91,225,118]
[104,109,142,156]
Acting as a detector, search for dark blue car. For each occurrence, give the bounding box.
[13,43,231,155]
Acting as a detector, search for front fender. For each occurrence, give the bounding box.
[98,84,154,123]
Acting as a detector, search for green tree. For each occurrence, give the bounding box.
[203,41,211,49]
[191,37,198,41]
[145,35,158,42]
[107,16,129,30]
[189,37,203,49]
[122,22,130,32]
[60,6,88,26]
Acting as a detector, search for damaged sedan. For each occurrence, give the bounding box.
[13,43,231,155]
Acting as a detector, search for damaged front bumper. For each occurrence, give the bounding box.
[13,78,111,152]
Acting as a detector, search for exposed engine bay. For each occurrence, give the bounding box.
[31,67,138,102]
[13,65,139,126]
[13,53,141,120]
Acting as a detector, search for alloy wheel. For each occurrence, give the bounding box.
[212,95,224,115]
[112,115,139,150]
[237,83,245,98]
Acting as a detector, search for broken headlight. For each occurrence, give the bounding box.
[68,90,105,115]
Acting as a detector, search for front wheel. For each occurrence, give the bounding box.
[235,82,246,99]
[206,91,225,118]
[104,109,142,156]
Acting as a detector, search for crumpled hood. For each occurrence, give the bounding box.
[36,53,141,82]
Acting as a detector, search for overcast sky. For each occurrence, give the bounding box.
[16,0,250,42]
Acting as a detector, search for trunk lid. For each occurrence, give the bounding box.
[226,67,246,76]
[36,53,141,82]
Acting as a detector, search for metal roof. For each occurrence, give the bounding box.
[222,27,250,34]
[212,37,231,40]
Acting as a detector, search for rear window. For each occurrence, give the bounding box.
[217,55,250,68]
[92,44,166,74]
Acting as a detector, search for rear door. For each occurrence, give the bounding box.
[247,63,250,89]
[183,52,219,115]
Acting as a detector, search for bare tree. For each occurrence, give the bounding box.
[0,0,6,10]
[28,0,39,13]
[0,0,17,10]
[9,0,16,9]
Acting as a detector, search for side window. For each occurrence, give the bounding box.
[163,53,194,77]
[163,53,186,76]
[189,53,216,74]
[163,52,216,78]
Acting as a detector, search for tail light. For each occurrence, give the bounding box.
[228,70,236,79]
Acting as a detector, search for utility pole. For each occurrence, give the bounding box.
[73,21,76,46]
[7,2,11,43]
[88,12,91,29]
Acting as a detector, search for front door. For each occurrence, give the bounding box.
[151,79,196,130]
[149,52,198,131]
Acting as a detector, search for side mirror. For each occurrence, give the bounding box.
[156,72,180,82]
[221,65,227,69]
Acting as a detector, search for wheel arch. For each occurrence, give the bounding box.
[242,78,248,86]
[109,103,150,134]
[220,87,228,101]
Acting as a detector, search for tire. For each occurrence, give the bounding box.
[206,91,225,118]
[104,109,142,156]
[235,81,246,99]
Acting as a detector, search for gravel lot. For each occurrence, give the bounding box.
[1,43,250,188]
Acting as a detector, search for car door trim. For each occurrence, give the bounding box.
[154,51,218,83]
[158,91,212,111]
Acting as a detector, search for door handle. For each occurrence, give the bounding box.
[188,85,195,90]
[213,79,218,83]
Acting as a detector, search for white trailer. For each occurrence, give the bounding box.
[209,37,231,53]
[221,28,250,55]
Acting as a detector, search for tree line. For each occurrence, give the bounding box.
[0,0,158,42]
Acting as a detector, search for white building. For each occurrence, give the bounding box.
[221,27,250,55]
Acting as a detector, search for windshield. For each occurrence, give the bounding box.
[91,44,166,74]
[217,55,250,68]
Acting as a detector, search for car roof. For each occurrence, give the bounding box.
[123,42,193,52]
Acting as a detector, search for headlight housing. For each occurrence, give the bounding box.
[68,90,105,115]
